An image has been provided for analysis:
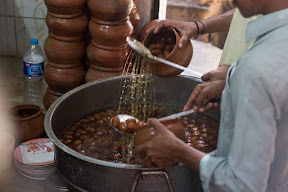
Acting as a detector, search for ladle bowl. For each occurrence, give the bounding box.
[110,114,139,134]
[111,108,196,134]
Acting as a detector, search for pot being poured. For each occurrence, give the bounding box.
[45,75,220,192]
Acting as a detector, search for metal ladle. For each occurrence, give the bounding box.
[126,36,203,78]
[110,108,196,135]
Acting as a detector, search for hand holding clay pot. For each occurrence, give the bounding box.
[143,27,193,77]
[134,118,186,168]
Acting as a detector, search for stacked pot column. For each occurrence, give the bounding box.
[130,0,140,39]
[85,0,134,82]
[43,0,88,109]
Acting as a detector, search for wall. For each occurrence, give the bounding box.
[166,0,234,49]
[0,0,48,57]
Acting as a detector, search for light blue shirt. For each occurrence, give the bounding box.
[200,8,288,192]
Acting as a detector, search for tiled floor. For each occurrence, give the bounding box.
[0,39,222,107]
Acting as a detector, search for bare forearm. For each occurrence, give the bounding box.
[200,8,236,34]
[175,143,206,172]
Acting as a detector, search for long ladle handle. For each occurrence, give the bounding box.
[158,108,196,121]
[152,56,203,77]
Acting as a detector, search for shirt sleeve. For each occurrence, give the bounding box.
[199,60,278,192]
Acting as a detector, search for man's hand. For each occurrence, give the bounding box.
[134,118,186,168]
[201,64,231,82]
[183,80,226,112]
[147,20,198,48]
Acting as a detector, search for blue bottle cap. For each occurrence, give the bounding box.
[31,39,39,45]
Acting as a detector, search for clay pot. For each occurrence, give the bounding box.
[9,104,45,143]
[46,60,81,69]
[139,19,160,42]
[43,88,63,110]
[46,13,88,41]
[44,36,85,64]
[85,67,122,82]
[87,0,133,23]
[89,18,133,50]
[44,0,87,18]
[129,2,140,38]
[86,43,129,70]
[143,27,193,77]
[134,118,186,147]
[44,64,85,93]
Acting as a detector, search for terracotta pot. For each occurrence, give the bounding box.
[134,118,186,147]
[46,60,81,69]
[85,67,123,82]
[139,19,160,42]
[44,36,85,64]
[44,0,87,18]
[86,43,129,70]
[143,27,193,77]
[46,13,88,41]
[44,64,85,93]
[9,104,45,143]
[129,1,140,38]
[43,87,63,110]
[89,18,133,50]
[87,0,133,23]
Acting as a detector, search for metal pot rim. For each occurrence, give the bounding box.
[45,75,198,170]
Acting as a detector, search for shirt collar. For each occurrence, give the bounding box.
[246,8,288,43]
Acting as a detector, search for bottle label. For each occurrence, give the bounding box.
[23,61,44,77]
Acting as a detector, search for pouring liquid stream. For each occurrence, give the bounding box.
[117,36,200,163]
[117,48,156,163]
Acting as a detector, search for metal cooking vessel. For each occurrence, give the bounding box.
[45,75,220,192]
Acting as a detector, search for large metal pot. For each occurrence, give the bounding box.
[45,75,220,192]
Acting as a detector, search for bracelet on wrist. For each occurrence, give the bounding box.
[198,20,206,35]
[193,21,200,38]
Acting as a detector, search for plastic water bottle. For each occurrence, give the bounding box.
[23,39,45,108]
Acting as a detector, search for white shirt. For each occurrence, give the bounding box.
[200,8,288,192]
[220,8,261,65]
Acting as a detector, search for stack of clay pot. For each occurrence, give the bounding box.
[130,0,140,38]
[85,0,135,82]
[43,0,88,109]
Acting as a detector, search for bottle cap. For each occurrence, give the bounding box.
[31,39,39,45]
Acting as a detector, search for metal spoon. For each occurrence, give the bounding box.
[126,36,203,77]
[110,108,196,135]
